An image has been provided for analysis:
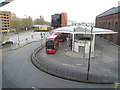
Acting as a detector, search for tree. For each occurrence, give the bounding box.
[33,15,51,25]
[21,16,33,30]
[11,17,22,31]
[11,16,33,31]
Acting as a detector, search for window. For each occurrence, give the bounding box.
[108,22,110,29]
[114,22,118,32]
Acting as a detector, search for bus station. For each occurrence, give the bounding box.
[31,25,118,83]
[53,25,118,58]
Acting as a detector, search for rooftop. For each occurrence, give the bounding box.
[47,35,58,39]
[33,25,51,27]
[54,26,118,35]
[96,6,120,18]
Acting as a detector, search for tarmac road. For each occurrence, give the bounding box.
[2,38,116,88]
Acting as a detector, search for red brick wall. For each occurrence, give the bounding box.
[95,13,120,45]
[61,13,67,27]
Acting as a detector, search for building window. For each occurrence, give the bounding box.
[108,22,110,29]
[114,22,118,32]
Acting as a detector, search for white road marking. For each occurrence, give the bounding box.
[76,64,82,66]
[100,67,111,76]
[62,63,76,68]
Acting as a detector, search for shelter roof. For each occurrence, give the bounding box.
[54,26,118,35]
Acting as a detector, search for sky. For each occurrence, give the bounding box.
[0,0,119,23]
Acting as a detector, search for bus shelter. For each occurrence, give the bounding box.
[54,26,117,58]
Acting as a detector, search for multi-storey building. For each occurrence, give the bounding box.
[61,12,67,27]
[0,11,11,34]
[95,6,120,45]
[11,13,16,20]
[51,12,67,28]
[51,14,61,28]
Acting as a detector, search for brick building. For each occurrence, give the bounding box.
[95,6,120,45]
[61,12,67,27]
[0,11,11,34]
[51,12,67,28]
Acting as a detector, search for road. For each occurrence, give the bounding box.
[2,34,116,88]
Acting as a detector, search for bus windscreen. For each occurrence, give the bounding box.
[46,40,54,49]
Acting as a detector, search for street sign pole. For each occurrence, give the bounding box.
[17,32,20,45]
[87,26,93,80]
[41,31,42,46]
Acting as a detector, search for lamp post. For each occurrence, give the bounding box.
[87,26,93,80]
[18,33,20,45]
[24,14,28,31]
[84,24,87,58]
[16,31,20,45]
[41,31,42,46]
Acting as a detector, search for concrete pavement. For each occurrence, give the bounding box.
[2,31,51,51]
[32,36,118,84]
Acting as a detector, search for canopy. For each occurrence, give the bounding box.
[53,26,118,35]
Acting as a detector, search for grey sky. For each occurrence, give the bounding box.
[0,0,119,23]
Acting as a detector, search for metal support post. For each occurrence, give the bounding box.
[87,26,93,80]
[17,32,20,45]
[84,25,87,58]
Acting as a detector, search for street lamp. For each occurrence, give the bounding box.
[41,31,42,46]
[24,14,28,31]
[16,31,20,45]
[84,24,87,58]
[87,26,93,80]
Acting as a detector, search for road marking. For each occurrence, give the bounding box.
[76,64,82,66]
[100,67,111,76]
[62,63,76,68]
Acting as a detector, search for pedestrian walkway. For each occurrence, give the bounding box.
[64,50,96,59]
[2,31,51,50]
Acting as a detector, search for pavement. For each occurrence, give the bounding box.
[1,31,51,51]
[32,36,119,84]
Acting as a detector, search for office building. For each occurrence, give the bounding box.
[0,11,11,34]
[51,12,67,28]
[51,14,61,28]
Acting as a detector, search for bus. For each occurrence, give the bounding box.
[55,33,66,42]
[46,35,59,54]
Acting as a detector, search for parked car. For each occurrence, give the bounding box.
[2,41,13,46]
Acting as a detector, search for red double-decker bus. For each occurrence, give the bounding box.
[55,33,66,42]
[46,35,59,54]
